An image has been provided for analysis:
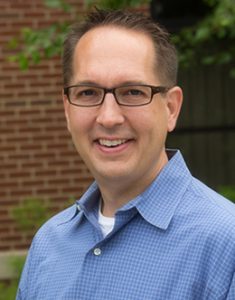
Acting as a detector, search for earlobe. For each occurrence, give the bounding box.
[166,86,183,132]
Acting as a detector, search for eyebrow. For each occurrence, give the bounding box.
[72,81,99,86]
[72,80,149,87]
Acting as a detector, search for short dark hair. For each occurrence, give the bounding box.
[62,9,178,87]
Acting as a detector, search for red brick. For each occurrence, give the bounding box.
[8,154,31,160]
[34,153,56,159]
[0,146,16,151]
[19,109,42,115]
[21,162,43,168]
[20,144,43,151]
[23,12,45,18]
[35,170,58,177]
[9,171,31,178]
[9,189,34,197]
[0,0,88,251]
[0,227,10,234]
[31,138,55,145]
[0,163,18,169]
[0,182,18,188]
[35,188,59,194]
[6,137,30,143]
[0,245,10,251]
[21,180,45,187]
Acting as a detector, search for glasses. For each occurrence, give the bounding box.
[63,84,170,107]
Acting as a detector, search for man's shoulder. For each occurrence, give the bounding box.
[32,204,78,242]
[47,204,78,225]
[184,177,235,232]
[175,179,235,264]
[192,178,235,215]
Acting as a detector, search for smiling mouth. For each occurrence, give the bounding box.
[98,139,128,148]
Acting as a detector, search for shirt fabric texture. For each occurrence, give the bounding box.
[16,150,235,300]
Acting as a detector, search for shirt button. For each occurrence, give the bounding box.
[93,248,102,256]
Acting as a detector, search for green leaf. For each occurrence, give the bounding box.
[43,0,72,11]
[11,198,51,233]
[195,27,210,41]
[18,54,29,70]
[8,55,18,63]
[7,0,235,78]
[31,51,41,64]
[84,0,148,9]
[218,186,235,203]
[8,37,19,49]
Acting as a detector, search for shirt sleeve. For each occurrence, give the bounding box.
[15,287,23,300]
[16,261,28,300]
[15,240,35,300]
[226,271,235,299]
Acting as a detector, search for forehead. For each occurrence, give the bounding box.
[72,26,159,85]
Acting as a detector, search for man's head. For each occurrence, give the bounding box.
[62,9,183,203]
[62,9,178,88]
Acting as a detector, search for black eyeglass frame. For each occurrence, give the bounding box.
[63,84,170,107]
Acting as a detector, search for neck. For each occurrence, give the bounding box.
[99,186,137,217]
[98,151,169,217]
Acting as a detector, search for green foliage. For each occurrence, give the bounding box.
[11,197,51,233]
[85,0,148,9]
[173,0,235,76]
[218,186,235,203]
[1,197,51,300]
[1,195,75,300]
[9,256,26,278]
[7,0,235,76]
[8,23,69,70]
[7,0,147,69]
[44,0,72,11]
[0,280,18,300]
[0,256,26,300]
[7,0,71,69]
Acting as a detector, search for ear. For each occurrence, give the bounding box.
[62,90,71,133]
[165,86,183,132]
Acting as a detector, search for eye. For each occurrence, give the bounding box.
[78,88,98,97]
[120,87,149,99]
[118,87,145,98]
[126,89,144,96]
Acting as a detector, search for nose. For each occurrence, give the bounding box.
[96,93,125,128]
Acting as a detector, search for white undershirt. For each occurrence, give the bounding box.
[98,206,115,237]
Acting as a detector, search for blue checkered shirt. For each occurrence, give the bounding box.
[17,150,235,299]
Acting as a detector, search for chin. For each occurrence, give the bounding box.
[94,166,133,182]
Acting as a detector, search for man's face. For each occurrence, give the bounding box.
[63,26,182,191]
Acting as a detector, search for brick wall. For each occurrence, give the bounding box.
[0,0,93,251]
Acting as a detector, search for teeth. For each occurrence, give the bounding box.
[99,139,127,147]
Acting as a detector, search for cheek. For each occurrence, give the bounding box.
[69,110,93,132]
[134,104,168,136]
[67,111,94,149]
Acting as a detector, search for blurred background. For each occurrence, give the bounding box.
[0,0,234,298]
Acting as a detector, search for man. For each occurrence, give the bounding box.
[17,9,235,299]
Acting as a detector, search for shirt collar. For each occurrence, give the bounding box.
[134,149,192,230]
[113,149,192,230]
[71,149,192,230]
[55,182,100,226]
